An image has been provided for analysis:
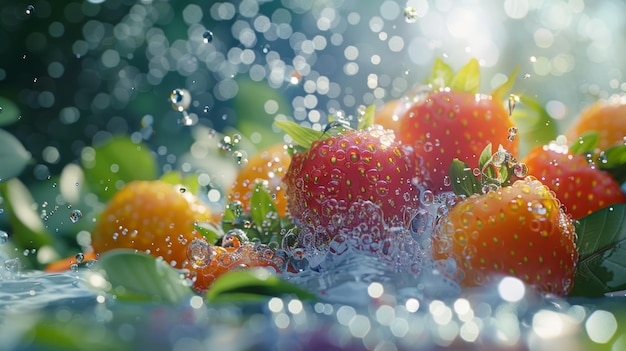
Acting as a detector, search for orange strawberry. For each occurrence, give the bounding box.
[227,143,291,217]
[90,180,212,269]
[433,176,578,295]
[566,94,626,150]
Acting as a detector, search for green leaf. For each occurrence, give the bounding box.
[274,120,324,149]
[450,58,480,94]
[0,97,21,126]
[490,66,520,101]
[0,179,56,265]
[86,249,193,304]
[478,143,493,171]
[569,131,599,155]
[0,128,31,182]
[81,136,157,201]
[449,159,481,197]
[357,105,376,130]
[160,171,200,195]
[205,268,316,303]
[598,144,626,184]
[250,182,279,225]
[571,204,626,297]
[427,58,454,90]
[511,95,559,158]
[194,221,223,245]
[235,78,290,149]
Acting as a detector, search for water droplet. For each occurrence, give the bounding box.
[232,150,248,165]
[75,252,85,264]
[404,6,418,23]
[262,44,270,53]
[170,88,191,112]
[25,5,34,15]
[202,30,214,44]
[0,231,8,245]
[508,94,519,116]
[69,209,82,223]
[523,73,531,79]
[513,163,529,178]
[187,239,215,268]
[421,190,435,205]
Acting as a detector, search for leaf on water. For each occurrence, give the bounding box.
[81,136,157,202]
[205,268,316,304]
[0,97,21,126]
[571,204,626,297]
[0,128,31,182]
[87,249,193,304]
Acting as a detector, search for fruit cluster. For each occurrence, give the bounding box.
[51,59,626,296]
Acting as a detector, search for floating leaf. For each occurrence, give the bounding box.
[450,58,480,94]
[0,128,31,182]
[0,97,21,126]
[205,268,316,304]
[86,249,192,304]
[81,136,157,201]
[571,204,626,297]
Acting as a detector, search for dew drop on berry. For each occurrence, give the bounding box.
[443,175,451,187]
[420,190,434,205]
[69,209,82,223]
[186,239,214,269]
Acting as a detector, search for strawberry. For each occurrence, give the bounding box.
[433,173,578,296]
[227,143,291,217]
[396,59,519,193]
[566,94,626,151]
[522,143,626,219]
[276,116,429,237]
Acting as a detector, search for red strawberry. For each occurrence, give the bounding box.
[277,119,429,237]
[433,175,578,296]
[396,59,519,193]
[522,143,626,219]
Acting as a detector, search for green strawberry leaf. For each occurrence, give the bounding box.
[510,95,558,158]
[194,221,223,245]
[571,204,626,297]
[449,159,482,197]
[357,104,376,130]
[0,128,31,182]
[427,58,454,90]
[569,131,599,155]
[597,144,626,184]
[205,268,316,303]
[450,58,480,94]
[490,66,520,102]
[82,136,157,202]
[478,143,494,173]
[86,249,193,304]
[274,120,324,149]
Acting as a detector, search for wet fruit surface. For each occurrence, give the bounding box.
[90,180,213,269]
[566,94,626,150]
[433,177,578,296]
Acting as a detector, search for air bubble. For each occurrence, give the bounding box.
[508,94,519,116]
[513,163,529,178]
[75,252,85,264]
[202,30,214,44]
[0,231,8,245]
[69,209,82,223]
[25,5,34,15]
